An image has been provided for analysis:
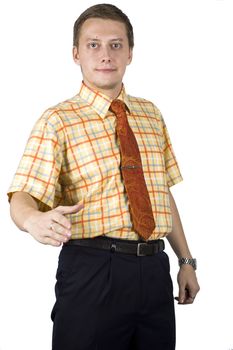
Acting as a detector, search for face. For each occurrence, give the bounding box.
[73,18,133,98]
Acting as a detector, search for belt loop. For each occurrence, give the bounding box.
[110,243,117,253]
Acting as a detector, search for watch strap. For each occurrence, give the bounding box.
[178,257,197,270]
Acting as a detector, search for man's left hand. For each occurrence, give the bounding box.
[175,265,200,304]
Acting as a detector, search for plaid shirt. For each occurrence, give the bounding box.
[8,82,183,240]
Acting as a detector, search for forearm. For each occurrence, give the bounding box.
[166,188,192,259]
[10,192,40,232]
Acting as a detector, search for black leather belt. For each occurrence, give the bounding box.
[65,236,165,256]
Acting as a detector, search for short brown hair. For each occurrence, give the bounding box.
[73,4,134,48]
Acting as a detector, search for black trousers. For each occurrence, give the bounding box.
[51,243,175,350]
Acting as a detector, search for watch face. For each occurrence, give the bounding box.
[192,259,197,270]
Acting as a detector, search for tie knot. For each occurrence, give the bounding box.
[110,99,126,116]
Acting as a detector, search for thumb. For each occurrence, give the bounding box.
[55,203,84,215]
[178,286,186,304]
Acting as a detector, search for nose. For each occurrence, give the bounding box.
[100,45,111,63]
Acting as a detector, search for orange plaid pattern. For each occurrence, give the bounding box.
[8,82,183,240]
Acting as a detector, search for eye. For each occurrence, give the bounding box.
[88,42,99,49]
[111,43,122,49]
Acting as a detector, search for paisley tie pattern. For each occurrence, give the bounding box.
[110,99,155,240]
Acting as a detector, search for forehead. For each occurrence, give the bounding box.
[79,18,128,41]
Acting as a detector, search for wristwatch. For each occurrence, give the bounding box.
[178,258,197,270]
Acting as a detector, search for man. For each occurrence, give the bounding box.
[8,4,200,350]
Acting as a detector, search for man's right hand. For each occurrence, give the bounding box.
[24,204,84,247]
[10,192,84,247]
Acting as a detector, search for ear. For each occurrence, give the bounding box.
[127,48,133,65]
[73,46,80,65]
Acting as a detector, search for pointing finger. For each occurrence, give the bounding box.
[55,203,84,215]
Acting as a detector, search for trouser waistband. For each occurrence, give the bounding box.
[64,236,165,256]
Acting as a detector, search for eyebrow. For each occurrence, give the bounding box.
[86,38,124,42]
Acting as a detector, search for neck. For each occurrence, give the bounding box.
[83,80,123,99]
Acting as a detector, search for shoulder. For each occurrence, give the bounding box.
[127,94,163,123]
[127,94,168,138]
[35,93,85,130]
[128,94,161,117]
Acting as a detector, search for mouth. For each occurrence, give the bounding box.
[95,68,117,73]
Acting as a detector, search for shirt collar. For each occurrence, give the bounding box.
[78,81,131,119]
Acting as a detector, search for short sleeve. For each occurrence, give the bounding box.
[7,111,63,211]
[161,116,183,187]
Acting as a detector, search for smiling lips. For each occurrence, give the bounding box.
[95,68,117,73]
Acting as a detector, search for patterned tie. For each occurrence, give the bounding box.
[110,99,155,240]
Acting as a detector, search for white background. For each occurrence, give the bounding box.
[0,0,233,349]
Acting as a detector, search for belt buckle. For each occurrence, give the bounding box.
[137,242,148,256]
